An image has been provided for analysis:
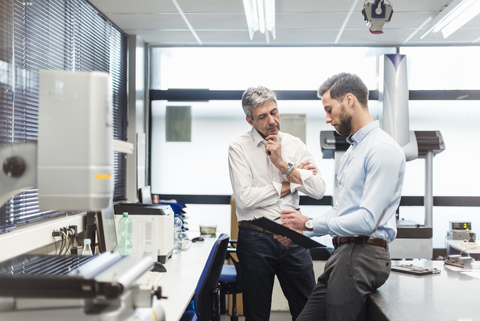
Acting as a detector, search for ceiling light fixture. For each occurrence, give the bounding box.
[243,0,276,40]
[421,0,480,39]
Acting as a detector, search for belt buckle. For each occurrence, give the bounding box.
[333,236,340,248]
[361,235,368,246]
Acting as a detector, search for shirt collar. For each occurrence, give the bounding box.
[250,127,283,147]
[347,120,379,146]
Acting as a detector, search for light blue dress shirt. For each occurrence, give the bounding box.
[313,121,406,243]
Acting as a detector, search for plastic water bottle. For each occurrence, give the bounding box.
[83,238,93,255]
[173,217,183,253]
[118,212,133,255]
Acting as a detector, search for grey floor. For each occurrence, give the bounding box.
[220,311,292,321]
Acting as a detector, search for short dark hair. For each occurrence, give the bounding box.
[317,73,369,107]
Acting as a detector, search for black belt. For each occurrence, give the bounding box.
[332,236,387,249]
[238,221,273,234]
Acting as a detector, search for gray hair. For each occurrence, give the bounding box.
[241,86,277,118]
[317,73,369,107]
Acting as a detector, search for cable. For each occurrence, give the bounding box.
[58,231,64,255]
[64,229,70,254]
[53,234,59,254]
[67,226,77,254]
[52,226,81,255]
[59,229,64,254]
[60,229,68,255]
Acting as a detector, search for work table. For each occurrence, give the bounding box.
[368,260,479,321]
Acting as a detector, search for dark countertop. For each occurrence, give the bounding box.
[368,260,479,321]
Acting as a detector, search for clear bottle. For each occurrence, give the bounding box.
[173,217,183,253]
[117,212,133,255]
[83,238,93,255]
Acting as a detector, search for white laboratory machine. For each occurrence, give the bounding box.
[114,203,175,264]
[0,71,166,320]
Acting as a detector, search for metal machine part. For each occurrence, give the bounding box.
[0,142,37,208]
[389,223,433,260]
[447,221,475,241]
[0,252,165,321]
[444,255,475,269]
[319,131,349,160]
[391,264,440,275]
[450,221,472,231]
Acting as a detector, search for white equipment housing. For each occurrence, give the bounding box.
[114,204,175,264]
[37,70,113,211]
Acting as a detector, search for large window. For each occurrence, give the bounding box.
[0,0,128,233]
[151,47,394,91]
[150,46,480,248]
[401,47,480,90]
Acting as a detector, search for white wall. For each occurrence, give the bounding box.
[151,97,480,250]
[151,99,337,195]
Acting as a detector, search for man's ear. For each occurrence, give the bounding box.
[246,115,254,126]
[344,93,355,108]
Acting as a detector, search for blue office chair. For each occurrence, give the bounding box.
[219,240,242,321]
[181,233,230,321]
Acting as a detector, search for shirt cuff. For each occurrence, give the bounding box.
[313,208,337,235]
[272,181,283,196]
[314,218,330,235]
[290,182,301,192]
[290,168,312,191]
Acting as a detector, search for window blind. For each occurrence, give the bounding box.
[0,0,128,233]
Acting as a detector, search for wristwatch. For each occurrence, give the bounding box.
[283,163,294,177]
[305,218,314,231]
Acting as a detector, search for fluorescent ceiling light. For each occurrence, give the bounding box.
[243,0,276,40]
[421,0,480,39]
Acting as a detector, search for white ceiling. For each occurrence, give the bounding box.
[89,0,480,47]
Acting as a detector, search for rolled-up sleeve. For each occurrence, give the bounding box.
[291,168,326,200]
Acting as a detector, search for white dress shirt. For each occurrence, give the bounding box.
[228,128,326,222]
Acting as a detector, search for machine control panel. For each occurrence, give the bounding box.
[450,221,471,231]
[448,221,474,241]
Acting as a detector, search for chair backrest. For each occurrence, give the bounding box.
[194,233,230,321]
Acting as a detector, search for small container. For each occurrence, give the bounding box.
[117,212,133,255]
[83,238,93,255]
[199,225,217,237]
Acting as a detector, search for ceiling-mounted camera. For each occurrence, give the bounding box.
[362,0,393,34]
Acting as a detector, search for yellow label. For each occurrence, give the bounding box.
[95,174,112,180]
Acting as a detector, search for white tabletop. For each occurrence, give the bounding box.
[149,235,218,321]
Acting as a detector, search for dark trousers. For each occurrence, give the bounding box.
[237,226,315,321]
[296,242,391,321]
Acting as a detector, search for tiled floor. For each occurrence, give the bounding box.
[220,311,292,321]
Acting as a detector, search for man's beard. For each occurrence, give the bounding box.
[335,104,352,136]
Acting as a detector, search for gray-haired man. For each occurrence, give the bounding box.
[228,86,326,321]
